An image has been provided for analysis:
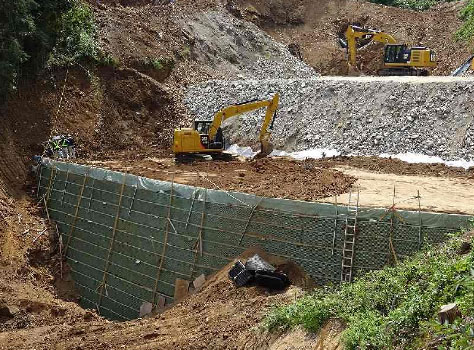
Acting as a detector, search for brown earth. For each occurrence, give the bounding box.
[230,0,471,76]
[0,249,342,350]
[1,0,473,348]
[80,156,357,201]
[315,156,474,179]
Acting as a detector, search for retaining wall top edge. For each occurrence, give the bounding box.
[41,159,472,230]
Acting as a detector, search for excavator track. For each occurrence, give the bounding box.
[377,68,429,76]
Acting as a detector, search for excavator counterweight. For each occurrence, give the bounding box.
[172,94,280,160]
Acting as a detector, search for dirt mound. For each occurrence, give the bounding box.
[230,0,470,76]
[79,156,356,201]
[0,247,322,350]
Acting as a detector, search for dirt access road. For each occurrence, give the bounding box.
[322,166,474,215]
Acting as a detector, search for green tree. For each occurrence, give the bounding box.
[0,0,99,103]
[0,0,37,99]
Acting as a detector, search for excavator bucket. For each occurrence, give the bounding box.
[256,133,274,158]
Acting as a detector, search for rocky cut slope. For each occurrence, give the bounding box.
[185,76,474,162]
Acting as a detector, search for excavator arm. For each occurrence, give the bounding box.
[345,25,396,66]
[208,93,280,155]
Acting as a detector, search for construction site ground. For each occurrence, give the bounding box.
[81,154,474,215]
[0,249,342,350]
[2,0,474,348]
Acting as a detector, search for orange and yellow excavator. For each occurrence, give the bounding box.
[172,93,280,160]
[343,25,437,76]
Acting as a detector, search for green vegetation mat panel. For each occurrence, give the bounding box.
[37,160,472,320]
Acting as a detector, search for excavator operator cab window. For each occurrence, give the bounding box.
[384,44,410,64]
[194,120,212,135]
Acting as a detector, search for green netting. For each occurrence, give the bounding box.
[37,160,473,321]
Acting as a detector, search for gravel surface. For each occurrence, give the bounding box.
[185,76,474,161]
[182,11,318,80]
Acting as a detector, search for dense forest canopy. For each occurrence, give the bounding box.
[0,0,98,102]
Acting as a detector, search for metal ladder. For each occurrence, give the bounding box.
[341,188,359,283]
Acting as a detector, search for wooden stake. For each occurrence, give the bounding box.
[97,177,127,310]
[64,174,88,256]
[438,303,461,325]
[152,172,175,306]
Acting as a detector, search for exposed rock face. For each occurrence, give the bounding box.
[182,11,318,80]
[186,76,474,161]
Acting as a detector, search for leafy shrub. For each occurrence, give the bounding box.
[142,57,175,72]
[0,0,106,102]
[456,0,474,42]
[0,0,38,99]
[264,235,474,349]
[48,0,100,66]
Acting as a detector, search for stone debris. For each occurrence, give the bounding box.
[182,11,318,81]
[0,304,20,319]
[185,77,474,162]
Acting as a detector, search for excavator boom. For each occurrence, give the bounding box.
[208,93,279,142]
[345,25,396,66]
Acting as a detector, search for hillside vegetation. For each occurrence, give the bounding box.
[0,0,105,102]
[264,233,474,349]
[457,0,474,42]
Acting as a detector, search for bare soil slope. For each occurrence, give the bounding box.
[230,0,470,75]
[0,250,341,350]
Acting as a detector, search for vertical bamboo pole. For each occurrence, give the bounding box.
[331,193,338,256]
[36,165,43,198]
[190,188,207,280]
[97,177,127,310]
[417,190,422,249]
[60,170,70,206]
[152,172,175,306]
[388,185,399,265]
[63,174,88,256]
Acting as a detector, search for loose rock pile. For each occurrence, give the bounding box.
[185,77,474,161]
[182,11,317,80]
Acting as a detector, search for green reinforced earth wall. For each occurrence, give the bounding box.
[37,160,472,321]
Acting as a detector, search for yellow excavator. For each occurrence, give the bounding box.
[343,25,437,76]
[172,93,280,160]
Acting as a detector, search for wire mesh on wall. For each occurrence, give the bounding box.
[37,160,471,321]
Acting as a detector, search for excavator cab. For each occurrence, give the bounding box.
[381,44,436,76]
[194,120,224,150]
[384,45,411,63]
